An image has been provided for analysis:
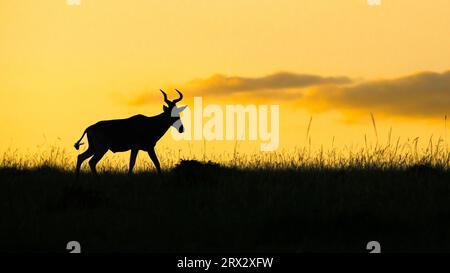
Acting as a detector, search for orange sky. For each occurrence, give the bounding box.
[0,0,449,162]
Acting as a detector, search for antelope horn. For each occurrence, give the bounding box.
[173,89,183,103]
[160,89,170,104]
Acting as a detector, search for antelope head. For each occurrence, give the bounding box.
[160,89,187,133]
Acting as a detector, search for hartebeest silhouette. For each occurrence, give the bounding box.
[74,89,186,177]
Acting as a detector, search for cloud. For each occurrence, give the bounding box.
[126,72,352,105]
[126,70,449,119]
[302,71,450,119]
[187,72,352,96]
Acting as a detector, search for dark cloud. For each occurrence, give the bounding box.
[127,72,352,105]
[187,72,352,96]
[303,71,450,118]
[126,70,449,119]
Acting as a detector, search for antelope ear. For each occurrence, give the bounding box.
[163,105,169,112]
[171,105,188,116]
[177,105,187,112]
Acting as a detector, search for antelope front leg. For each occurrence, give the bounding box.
[129,149,138,175]
[148,148,161,175]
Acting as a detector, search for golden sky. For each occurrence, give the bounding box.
[0,0,449,161]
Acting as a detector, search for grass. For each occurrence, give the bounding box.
[0,136,449,253]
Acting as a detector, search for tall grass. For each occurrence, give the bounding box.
[1,123,449,253]
[1,114,448,171]
[1,134,448,172]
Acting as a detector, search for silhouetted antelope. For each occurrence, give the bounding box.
[74,89,187,177]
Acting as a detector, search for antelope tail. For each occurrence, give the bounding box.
[74,129,87,150]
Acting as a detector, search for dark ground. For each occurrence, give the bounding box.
[1,160,449,253]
